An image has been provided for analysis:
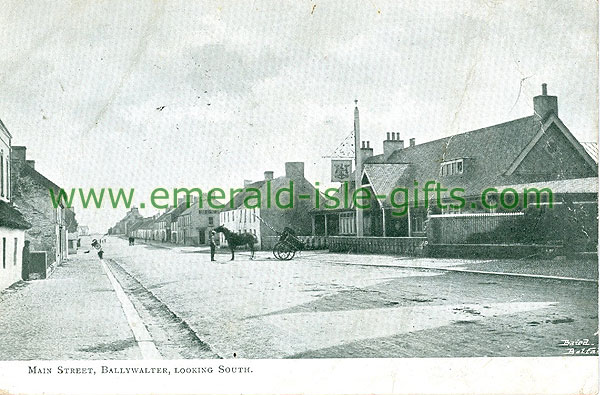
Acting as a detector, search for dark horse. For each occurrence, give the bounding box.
[213,225,257,260]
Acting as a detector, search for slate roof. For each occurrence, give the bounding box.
[496,177,598,195]
[0,200,31,229]
[21,163,62,194]
[363,163,412,206]
[363,116,557,199]
[134,217,157,230]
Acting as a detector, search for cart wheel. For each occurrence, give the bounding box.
[273,249,282,260]
[273,242,287,261]
[285,250,296,260]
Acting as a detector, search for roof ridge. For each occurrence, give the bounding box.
[399,115,535,152]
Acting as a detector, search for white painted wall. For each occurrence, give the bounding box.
[0,227,25,291]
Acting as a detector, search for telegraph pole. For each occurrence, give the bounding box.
[354,100,364,237]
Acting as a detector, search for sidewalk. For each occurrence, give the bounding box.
[0,251,142,360]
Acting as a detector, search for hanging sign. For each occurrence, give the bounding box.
[331,159,352,182]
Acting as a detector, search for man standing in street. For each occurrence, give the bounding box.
[21,240,30,281]
[209,230,217,261]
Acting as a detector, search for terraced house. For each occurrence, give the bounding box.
[0,119,30,291]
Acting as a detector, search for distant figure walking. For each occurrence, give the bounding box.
[128,236,135,246]
[21,240,30,281]
[213,225,257,261]
[91,239,104,259]
[209,230,217,261]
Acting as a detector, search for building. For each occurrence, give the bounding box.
[159,202,189,243]
[315,84,598,255]
[111,207,143,235]
[130,217,157,241]
[0,119,31,290]
[77,225,90,236]
[11,146,69,274]
[219,162,318,249]
[177,197,220,246]
[65,207,79,254]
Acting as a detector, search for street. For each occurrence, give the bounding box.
[0,236,597,360]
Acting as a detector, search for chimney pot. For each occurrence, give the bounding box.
[263,171,274,181]
[533,84,558,120]
[409,138,415,147]
[386,132,390,140]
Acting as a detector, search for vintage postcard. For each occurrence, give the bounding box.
[0,1,598,394]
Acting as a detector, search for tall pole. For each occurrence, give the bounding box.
[354,100,364,237]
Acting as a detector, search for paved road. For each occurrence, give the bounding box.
[104,237,598,359]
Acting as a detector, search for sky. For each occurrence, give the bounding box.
[0,0,597,232]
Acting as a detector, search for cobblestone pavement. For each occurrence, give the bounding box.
[0,252,141,360]
[106,237,598,359]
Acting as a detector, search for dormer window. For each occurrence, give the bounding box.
[440,159,464,176]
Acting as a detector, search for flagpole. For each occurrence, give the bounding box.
[354,100,364,237]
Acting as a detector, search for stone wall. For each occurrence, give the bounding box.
[11,175,60,266]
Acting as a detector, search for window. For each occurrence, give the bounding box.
[13,238,17,266]
[440,159,464,176]
[340,212,356,235]
[208,217,214,226]
[2,237,5,269]
[412,217,424,233]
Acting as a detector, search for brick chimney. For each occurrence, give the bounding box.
[383,132,404,161]
[360,141,373,162]
[11,146,26,162]
[285,162,304,179]
[533,83,558,121]
[264,171,274,180]
[409,138,415,147]
[26,160,35,169]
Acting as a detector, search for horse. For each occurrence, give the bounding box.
[213,225,257,261]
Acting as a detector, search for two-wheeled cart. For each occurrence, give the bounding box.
[272,228,305,261]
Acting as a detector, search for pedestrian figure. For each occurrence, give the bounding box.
[91,239,104,259]
[21,240,30,281]
[209,230,217,261]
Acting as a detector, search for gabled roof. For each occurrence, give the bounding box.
[580,142,598,164]
[504,114,597,175]
[364,115,596,198]
[362,163,412,207]
[0,200,31,229]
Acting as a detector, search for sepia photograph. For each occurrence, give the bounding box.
[0,0,598,394]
